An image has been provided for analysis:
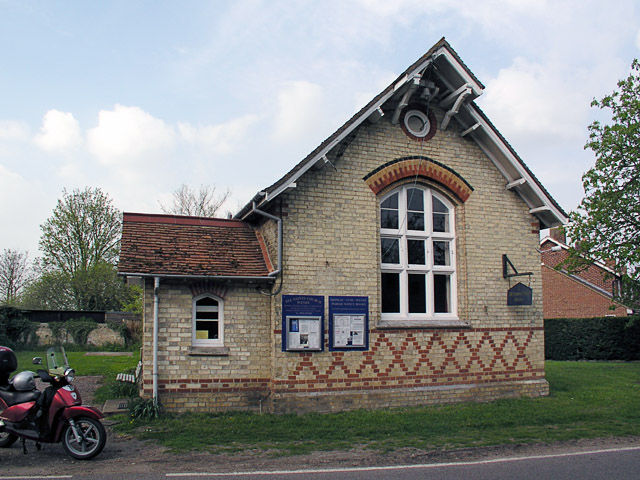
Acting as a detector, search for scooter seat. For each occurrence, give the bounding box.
[0,388,41,407]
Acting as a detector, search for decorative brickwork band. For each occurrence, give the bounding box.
[364,156,474,202]
[273,327,542,394]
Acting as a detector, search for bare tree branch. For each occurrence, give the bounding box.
[160,184,231,218]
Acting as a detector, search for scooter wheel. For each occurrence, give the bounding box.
[0,406,18,448]
[0,431,18,448]
[61,416,106,460]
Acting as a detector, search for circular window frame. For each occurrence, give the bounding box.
[400,105,437,142]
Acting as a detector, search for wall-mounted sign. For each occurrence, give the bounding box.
[329,296,369,351]
[507,282,533,306]
[282,295,324,351]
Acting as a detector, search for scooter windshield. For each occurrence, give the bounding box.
[46,346,70,376]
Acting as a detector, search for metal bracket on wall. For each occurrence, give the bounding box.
[502,254,533,279]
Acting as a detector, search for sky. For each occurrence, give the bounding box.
[1,0,639,258]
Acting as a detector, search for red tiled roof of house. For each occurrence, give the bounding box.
[118,213,273,278]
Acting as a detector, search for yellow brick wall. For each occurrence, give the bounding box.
[143,106,547,413]
[140,279,272,412]
[268,107,546,412]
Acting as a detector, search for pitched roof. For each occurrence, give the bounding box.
[236,37,567,229]
[118,213,273,280]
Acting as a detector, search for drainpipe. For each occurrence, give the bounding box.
[152,276,160,403]
[252,202,282,277]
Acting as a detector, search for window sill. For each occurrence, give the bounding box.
[188,346,229,356]
[376,318,470,329]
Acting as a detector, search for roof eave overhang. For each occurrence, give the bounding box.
[118,272,276,283]
[457,104,568,228]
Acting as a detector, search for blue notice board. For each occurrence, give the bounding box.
[282,295,324,352]
[329,296,369,351]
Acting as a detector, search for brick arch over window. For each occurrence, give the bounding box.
[190,281,228,300]
[363,156,474,203]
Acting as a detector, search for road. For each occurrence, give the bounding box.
[1,439,639,480]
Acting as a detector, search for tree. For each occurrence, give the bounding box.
[19,267,76,310]
[564,59,640,307]
[0,249,33,305]
[160,184,231,218]
[27,187,141,312]
[39,187,121,276]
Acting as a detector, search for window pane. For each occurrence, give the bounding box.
[381,193,398,209]
[381,273,400,313]
[407,188,424,211]
[408,239,426,265]
[433,241,450,266]
[432,196,449,232]
[408,274,426,313]
[196,320,219,339]
[381,238,400,264]
[381,209,399,229]
[197,311,219,320]
[434,275,450,313]
[197,297,218,307]
[407,211,425,231]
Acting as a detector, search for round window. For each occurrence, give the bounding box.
[400,106,437,141]
[404,110,430,137]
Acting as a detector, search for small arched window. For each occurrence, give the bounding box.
[192,294,224,346]
[380,184,457,321]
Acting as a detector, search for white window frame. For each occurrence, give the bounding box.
[192,294,224,347]
[380,185,458,322]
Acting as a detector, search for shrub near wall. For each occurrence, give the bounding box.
[0,306,37,349]
[545,316,640,360]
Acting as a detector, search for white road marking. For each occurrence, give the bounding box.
[0,476,73,480]
[166,445,640,477]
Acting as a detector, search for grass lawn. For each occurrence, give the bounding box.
[113,361,640,454]
[14,349,140,378]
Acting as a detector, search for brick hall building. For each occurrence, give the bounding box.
[118,38,567,413]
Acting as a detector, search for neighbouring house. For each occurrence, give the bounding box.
[540,228,632,318]
[118,38,568,414]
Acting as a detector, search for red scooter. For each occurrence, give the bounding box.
[0,346,106,460]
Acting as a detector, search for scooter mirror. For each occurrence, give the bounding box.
[32,357,42,365]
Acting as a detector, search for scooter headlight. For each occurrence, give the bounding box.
[64,368,75,384]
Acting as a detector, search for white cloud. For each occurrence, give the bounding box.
[479,57,588,142]
[86,104,176,165]
[271,81,325,143]
[33,110,82,152]
[0,121,30,141]
[178,114,260,154]
[0,164,43,253]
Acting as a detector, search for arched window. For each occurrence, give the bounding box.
[380,185,457,321]
[192,294,224,346]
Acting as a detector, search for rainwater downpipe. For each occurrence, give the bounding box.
[152,276,160,403]
[252,202,282,277]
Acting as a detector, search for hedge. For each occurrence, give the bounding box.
[0,306,38,349]
[545,316,640,360]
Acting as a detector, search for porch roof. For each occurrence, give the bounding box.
[118,213,273,280]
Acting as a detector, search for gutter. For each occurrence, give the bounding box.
[120,272,276,282]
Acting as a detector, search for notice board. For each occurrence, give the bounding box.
[329,296,369,351]
[282,295,324,352]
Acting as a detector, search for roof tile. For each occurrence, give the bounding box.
[118,213,272,278]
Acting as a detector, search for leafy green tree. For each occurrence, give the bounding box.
[39,187,121,275]
[565,59,640,307]
[24,187,141,312]
[19,267,75,310]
